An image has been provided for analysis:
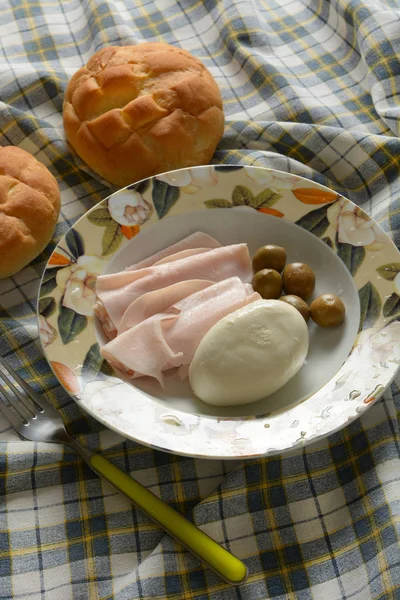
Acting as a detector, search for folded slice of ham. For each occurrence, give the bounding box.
[95,250,213,339]
[153,247,212,266]
[100,278,260,385]
[95,255,212,340]
[96,244,253,330]
[126,231,221,271]
[119,279,213,333]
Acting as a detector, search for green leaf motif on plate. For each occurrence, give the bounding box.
[102,219,123,256]
[295,205,330,238]
[383,293,400,318]
[322,236,334,249]
[65,228,84,259]
[129,179,151,194]
[251,189,282,209]
[204,187,281,210]
[40,267,62,297]
[152,179,180,219]
[87,207,112,227]
[205,198,233,208]
[38,297,56,318]
[358,281,382,332]
[81,343,113,382]
[232,185,253,206]
[376,263,400,281]
[335,235,366,276]
[58,302,87,344]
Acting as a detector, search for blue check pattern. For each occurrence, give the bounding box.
[1,0,400,598]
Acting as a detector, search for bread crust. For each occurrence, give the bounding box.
[63,44,225,186]
[0,146,60,279]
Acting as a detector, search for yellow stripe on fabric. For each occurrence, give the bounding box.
[22,0,54,73]
[0,498,386,572]
[212,0,389,132]
[3,20,94,62]
[5,75,64,108]
[136,2,170,41]
[0,521,160,558]
[103,588,220,600]
[2,112,104,197]
[170,460,197,599]
[343,426,391,592]
[74,458,97,600]
[4,449,15,599]
[354,1,400,109]
[102,572,237,600]
[261,462,297,593]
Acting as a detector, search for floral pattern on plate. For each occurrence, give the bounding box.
[38,166,400,459]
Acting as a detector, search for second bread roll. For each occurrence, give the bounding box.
[63,43,225,187]
[0,146,60,279]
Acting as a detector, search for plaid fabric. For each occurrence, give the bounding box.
[1,0,400,598]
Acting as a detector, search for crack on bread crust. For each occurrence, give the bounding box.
[63,43,225,187]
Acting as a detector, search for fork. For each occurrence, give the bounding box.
[0,356,247,586]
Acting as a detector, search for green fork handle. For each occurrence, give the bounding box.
[86,452,247,585]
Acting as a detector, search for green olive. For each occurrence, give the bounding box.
[310,294,345,327]
[282,262,315,299]
[252,269,283,299]
[252,245,287,273]
[280,295,310,322]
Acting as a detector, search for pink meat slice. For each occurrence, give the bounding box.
[153,247,212,266]
[95,250,213,338]
[96,244,253,330]
[165,282,259,361]
[126,232,221,271]
[119,279,214,333]
[95,255,212,339]
[100,278,260,385]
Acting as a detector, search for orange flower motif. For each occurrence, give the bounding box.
[120,224,140,239]
[363,385,384,405]
[48,252,71,266]
[292,188,337,204]
[50,362,80,396]
[363,395,375,405]
[257,207,284,217]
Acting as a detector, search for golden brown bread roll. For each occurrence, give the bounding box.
[0,146,60,279]
[63,43,225,186]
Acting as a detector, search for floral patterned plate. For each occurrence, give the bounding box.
[38,166,400,459]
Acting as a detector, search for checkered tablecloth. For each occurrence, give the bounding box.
[1,0,400,598]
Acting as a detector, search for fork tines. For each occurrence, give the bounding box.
[0,358,43,424]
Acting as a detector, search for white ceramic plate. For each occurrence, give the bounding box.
[38,166,400,459]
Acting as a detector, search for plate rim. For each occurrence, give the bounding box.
[37,164,400,459]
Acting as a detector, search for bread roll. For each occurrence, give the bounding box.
[63,43,225,187]
[0,146,60,279]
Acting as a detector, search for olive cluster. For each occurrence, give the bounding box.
[251,245,345,328]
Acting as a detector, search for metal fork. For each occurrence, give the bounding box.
[0,356,247,585]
